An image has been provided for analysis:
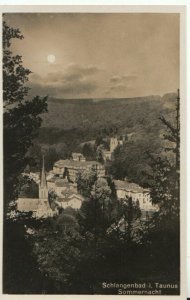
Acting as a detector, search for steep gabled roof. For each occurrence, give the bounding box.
[114,180,149,193]
[40,156,47,188]
[54,159,104,169]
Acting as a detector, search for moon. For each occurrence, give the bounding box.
[47,54,56,63]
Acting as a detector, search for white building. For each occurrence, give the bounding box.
[72,152,86,162]
[47,176,77,197]
[113,179,158,213]
[56,190,84,210]
[53,158,105,182]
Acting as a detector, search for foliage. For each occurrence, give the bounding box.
[44,147,60,171]
[77,177,116,236]
[139,91,180,284]
[3,218,46,294]
[76,167,97,198]
[109,141,156,186]
[81,143,96,161]
[55,211,79,233]
[147,155,179,219]
[17,174,38,198]
[48,189,59,212]
[96,145,105,163]
[91,177,112,219]
[3,21,48,208]
[32,220,83,291]
[146,90,180,221]
[108,197,143,244]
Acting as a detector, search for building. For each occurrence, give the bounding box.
[56,190,84,210]
[47,173,84,210]
[113,179,158,213]
[72,152,86,162]
[47,176,77,197]
[101,150,112,161]
[17,157,57,218]
[53,158,105,182]
[102,136,125,161]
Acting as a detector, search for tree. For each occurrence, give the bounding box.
[82,143,96,161]
[3,21,48,209]
[17,175,39,198]
[77,177,113,236]
[143,91,180,281]
[147,90,180,221]
[109,140,160,186]
[31,220,83,292]
[108,197,142,244]
[95,135,104,147]
[76,167,97,198]
[44,147,59,171]
[27,144,42,172]
[96,145,104,164]
[91,178,112,223]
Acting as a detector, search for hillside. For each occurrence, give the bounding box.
[37,93,176,146]
[41,94,176,131]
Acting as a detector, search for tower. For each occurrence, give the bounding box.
[36,156,53,218]
[110,137,119,153]
[39,156,48,200]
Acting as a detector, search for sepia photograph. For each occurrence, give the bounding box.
[2,8,184,295]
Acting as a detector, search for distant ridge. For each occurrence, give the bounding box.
[48,94,165,105]
[48,98,94,104]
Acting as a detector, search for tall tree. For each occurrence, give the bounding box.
[108,197,142,244]
[147,90,180,221]
[76,167,97,198]
[77,177,113,237]
[3,21,48,210]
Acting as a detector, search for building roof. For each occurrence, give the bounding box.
[17,198,39,212]
[54,159,104,169]
[72,152,85,158]
[55,179,72,188]
[102,150,111,154]
[61,188,79,197]
[114,180,149,193]
[58,191,84,202]
[47,176,57,183]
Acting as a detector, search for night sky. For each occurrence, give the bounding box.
[4,13,179,99]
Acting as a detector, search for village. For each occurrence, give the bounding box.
[15,136,158,221]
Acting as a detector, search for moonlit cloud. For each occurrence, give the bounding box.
[29,63,100,98]
[110,74,137,83]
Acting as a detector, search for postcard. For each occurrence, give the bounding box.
[1,5,186,299]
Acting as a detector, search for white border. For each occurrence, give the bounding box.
[0,3,188,300]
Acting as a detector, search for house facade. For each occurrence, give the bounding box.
[56,190,84,210]
[53,157,105,182]
[113,179,157,212]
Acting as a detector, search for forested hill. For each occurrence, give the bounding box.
[41,93,176,131]
[36,92,177,150]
